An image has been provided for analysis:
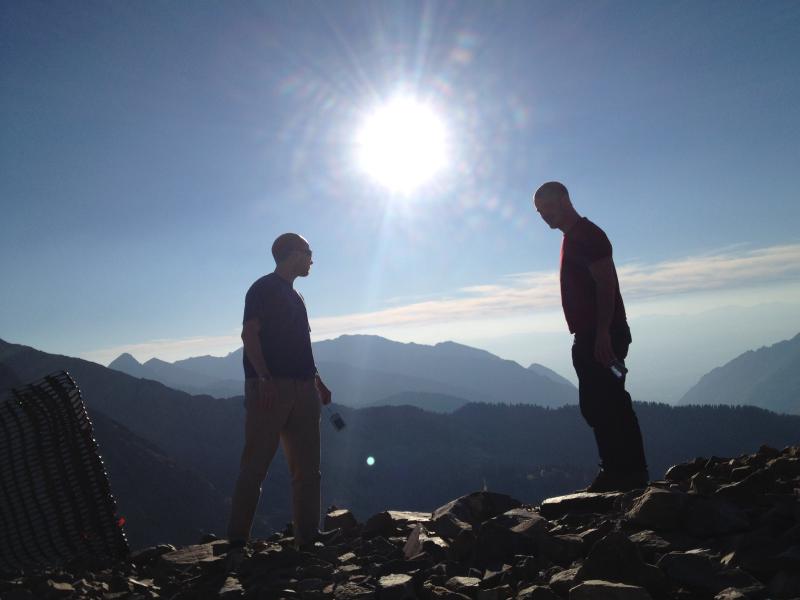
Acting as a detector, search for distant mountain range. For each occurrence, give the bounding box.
[109,334,579,409]
[3,335,799,550]
[679,332,800,415]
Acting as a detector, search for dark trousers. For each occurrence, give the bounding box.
[572,332,647,474]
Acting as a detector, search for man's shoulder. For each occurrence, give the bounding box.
[572,217,611,244]
[246,273,281,296]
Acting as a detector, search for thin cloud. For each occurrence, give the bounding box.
[85,243,800,363]
[312,243,800,336]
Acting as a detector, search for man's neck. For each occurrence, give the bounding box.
[274,266,296,286]
[560,212,581,234]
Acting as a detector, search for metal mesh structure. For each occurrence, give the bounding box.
[0,371,129,572]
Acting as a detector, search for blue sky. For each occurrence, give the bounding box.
[2,1,800,401]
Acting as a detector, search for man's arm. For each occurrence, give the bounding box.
[314,372,332,405]
[588,256,618,367]
[241,318,277,408]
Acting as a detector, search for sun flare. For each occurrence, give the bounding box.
[356,96,448,194]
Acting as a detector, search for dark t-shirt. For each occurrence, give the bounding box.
[560,217,628,336]
[242,273,317,380]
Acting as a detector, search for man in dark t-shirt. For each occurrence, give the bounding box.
[533,181,648,492]
[227,232,335,549]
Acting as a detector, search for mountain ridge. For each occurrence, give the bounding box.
[679,332,800,414]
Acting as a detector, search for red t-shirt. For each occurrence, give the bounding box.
[560,217,628,335]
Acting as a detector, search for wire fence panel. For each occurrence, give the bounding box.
[0,371,129,573]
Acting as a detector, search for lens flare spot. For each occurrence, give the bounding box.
[366,456,376,466]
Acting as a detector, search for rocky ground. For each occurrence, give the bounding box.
[1,445,799,600]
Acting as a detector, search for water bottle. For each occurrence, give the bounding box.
[324,404,346,431]
[610,359,628,379]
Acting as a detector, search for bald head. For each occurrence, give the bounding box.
[532,181,578,232]
[272,233,310,264]
[534,181,570,205]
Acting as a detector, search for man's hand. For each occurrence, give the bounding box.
[257,377,278,410]
[315,375,332,405]
[594,330,617,368]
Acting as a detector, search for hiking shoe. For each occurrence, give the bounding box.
[224,540,247,573]
[585,469,649,493]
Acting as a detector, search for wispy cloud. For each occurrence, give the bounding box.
[84,243,800,364]
[312,243,800,336]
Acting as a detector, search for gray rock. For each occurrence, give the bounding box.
[625,488,688,530]
[432,512,474,540]
[569,580,652,600]
[657,550,763,595]
[767,457,800,478]
[160,542,218,565]
[515,586,560,600]
[548,567,584,596]
[713,588,748,600]
[131,543,177,566]
[34,580,74,598]
[445,576,481,594]
[476,584,513,600]
[325,509,359,532]
[378,573,416,600]
[627,530,672,559]
[334,581,375,599]
[664,458,705,483]
[364,511,396,538]
[540,492,623,519]
[581,532,649,587]
[218,576,244,598]
[387,510,432,526]
[433,492,521,527]
[538,533,585,566]
[685,498,749,537]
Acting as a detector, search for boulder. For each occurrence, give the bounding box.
[657,550,763,595]
[537,533,584,566]
[445,576,481,595]
[378,573,416,600]
[540,492,623,519]
[334,581,375,600]
[569,580,652,600]
[548,567,584,596]
[684,498,749,537]
[627,531,672,560]
[664,458,705,482]
[433,492,521,528]
[364,511,397,538]
[516,585,560,600]
[625,488,688,530]
[581,532,650,587]
[713,588,748,600]
[325,509,359,532]
[432,512,474,540]
[476,584,513,600]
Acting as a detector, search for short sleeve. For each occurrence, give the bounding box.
[573,225,612,266]
[243,280,279,325]
[242,284,262,324]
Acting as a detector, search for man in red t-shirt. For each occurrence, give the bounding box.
[533,181,648,492]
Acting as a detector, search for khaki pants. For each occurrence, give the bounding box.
[227,377,321,545]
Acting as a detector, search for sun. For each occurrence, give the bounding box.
[355,96,448,194]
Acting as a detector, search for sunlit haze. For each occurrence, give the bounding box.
[2,2,800,404]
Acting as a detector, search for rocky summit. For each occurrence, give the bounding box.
[1,446,799,600]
